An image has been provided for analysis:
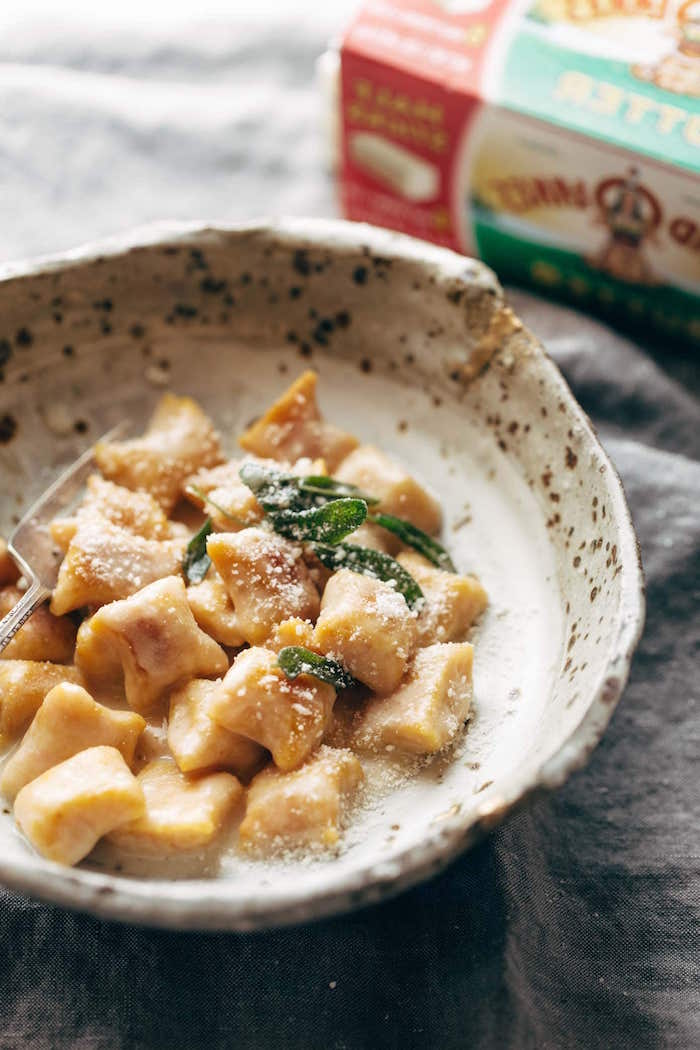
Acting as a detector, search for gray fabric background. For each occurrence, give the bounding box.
[1,8,698,1048]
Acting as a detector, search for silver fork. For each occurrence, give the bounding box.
[0,424,127,653]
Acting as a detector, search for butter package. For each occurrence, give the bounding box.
[331,0,700,346]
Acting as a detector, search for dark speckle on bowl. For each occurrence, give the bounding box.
[187,247,208,271]
[200,276,227,295]
[0,413,17,443]
[292,250,311,277]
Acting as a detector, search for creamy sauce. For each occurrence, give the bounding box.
[0,341,563,879]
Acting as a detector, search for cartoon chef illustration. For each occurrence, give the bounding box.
[589,168,662,285]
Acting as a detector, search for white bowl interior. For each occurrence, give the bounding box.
[0,222,642,927]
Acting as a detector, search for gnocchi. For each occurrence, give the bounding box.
[0,373,487,867]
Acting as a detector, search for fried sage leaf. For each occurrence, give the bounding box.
[183,518,213,583]
[239,462,377,513]
[298,475,379,505]
[238,462,304,512]
[271,498,367,544]
[312,542,424,609]
[370,512,456,572]
[277,646,359,691]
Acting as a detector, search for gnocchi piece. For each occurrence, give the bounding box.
[207,527,320,646]
[345,521,400,555]
[0,539,20,586]
[14,745,145,866]
[0,586,76,663]
[50,474,175,552]
[239,371,357,470]
[75,576,228,713]
[95,393,223,512]
[335,445,442,535]
[313,569,417,695]
[208,646,335,771]
[183,459,262,531]
[267,617,316,653]
[186,572,245,648]
[133,719,171,766]
[106,758,242,855]
[0,661,84,742]
[352,642,473,754]
[397,552,488,646]
[183,455,327,531]
[1,682,145,801]
[50,519,185,616]
[167,678,266,779]
[239,746,364,852]
[183,459,264,531]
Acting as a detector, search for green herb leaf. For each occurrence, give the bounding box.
[270,498,367,544]
[239,462,378,513]
[183,518,213,583]
[312,542,424,609]
[298,475,379,505]
[369,513,456,572]
[277,646,359,690]
[238,461,304,512]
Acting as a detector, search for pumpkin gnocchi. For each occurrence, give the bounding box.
[0,373,487,867]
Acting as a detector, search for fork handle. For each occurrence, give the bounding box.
[0,579,52,653]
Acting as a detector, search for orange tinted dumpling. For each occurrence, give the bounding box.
[95,393,223,512]
[186,572,245,648]
[167,678,266,779]
[14,745,145,866]
[75,576,228,713]
[313,569,417,695]
[50,474,175,552]
[183,459,264,531]
[239,746,364,853]
[0,586,76,663]
[207,528,320,646]
[208,646,335,771]
[239,371,357,470]
[397,552,487,646]
[335,445,442,535]
[106,758,242,855]
[183,454,326,531]
[0,661,84,742]
[50,519,185,615]
[345,521,399,555]
[267,617,316,653]
[352,642,473,754]
[0,682,145,801]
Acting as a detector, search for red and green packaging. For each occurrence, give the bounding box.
[332,0,700,346]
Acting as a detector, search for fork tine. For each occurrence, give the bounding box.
[8,420,130,564]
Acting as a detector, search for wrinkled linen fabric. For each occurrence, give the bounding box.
[0,9,697,1050]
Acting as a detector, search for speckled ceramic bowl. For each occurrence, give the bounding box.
[0,219,644,930]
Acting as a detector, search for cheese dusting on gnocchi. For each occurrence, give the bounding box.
[0,372,488,867]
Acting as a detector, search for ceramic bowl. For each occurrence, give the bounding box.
[0,219,644,930]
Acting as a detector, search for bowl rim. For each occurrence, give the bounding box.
[0,218,645,930]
